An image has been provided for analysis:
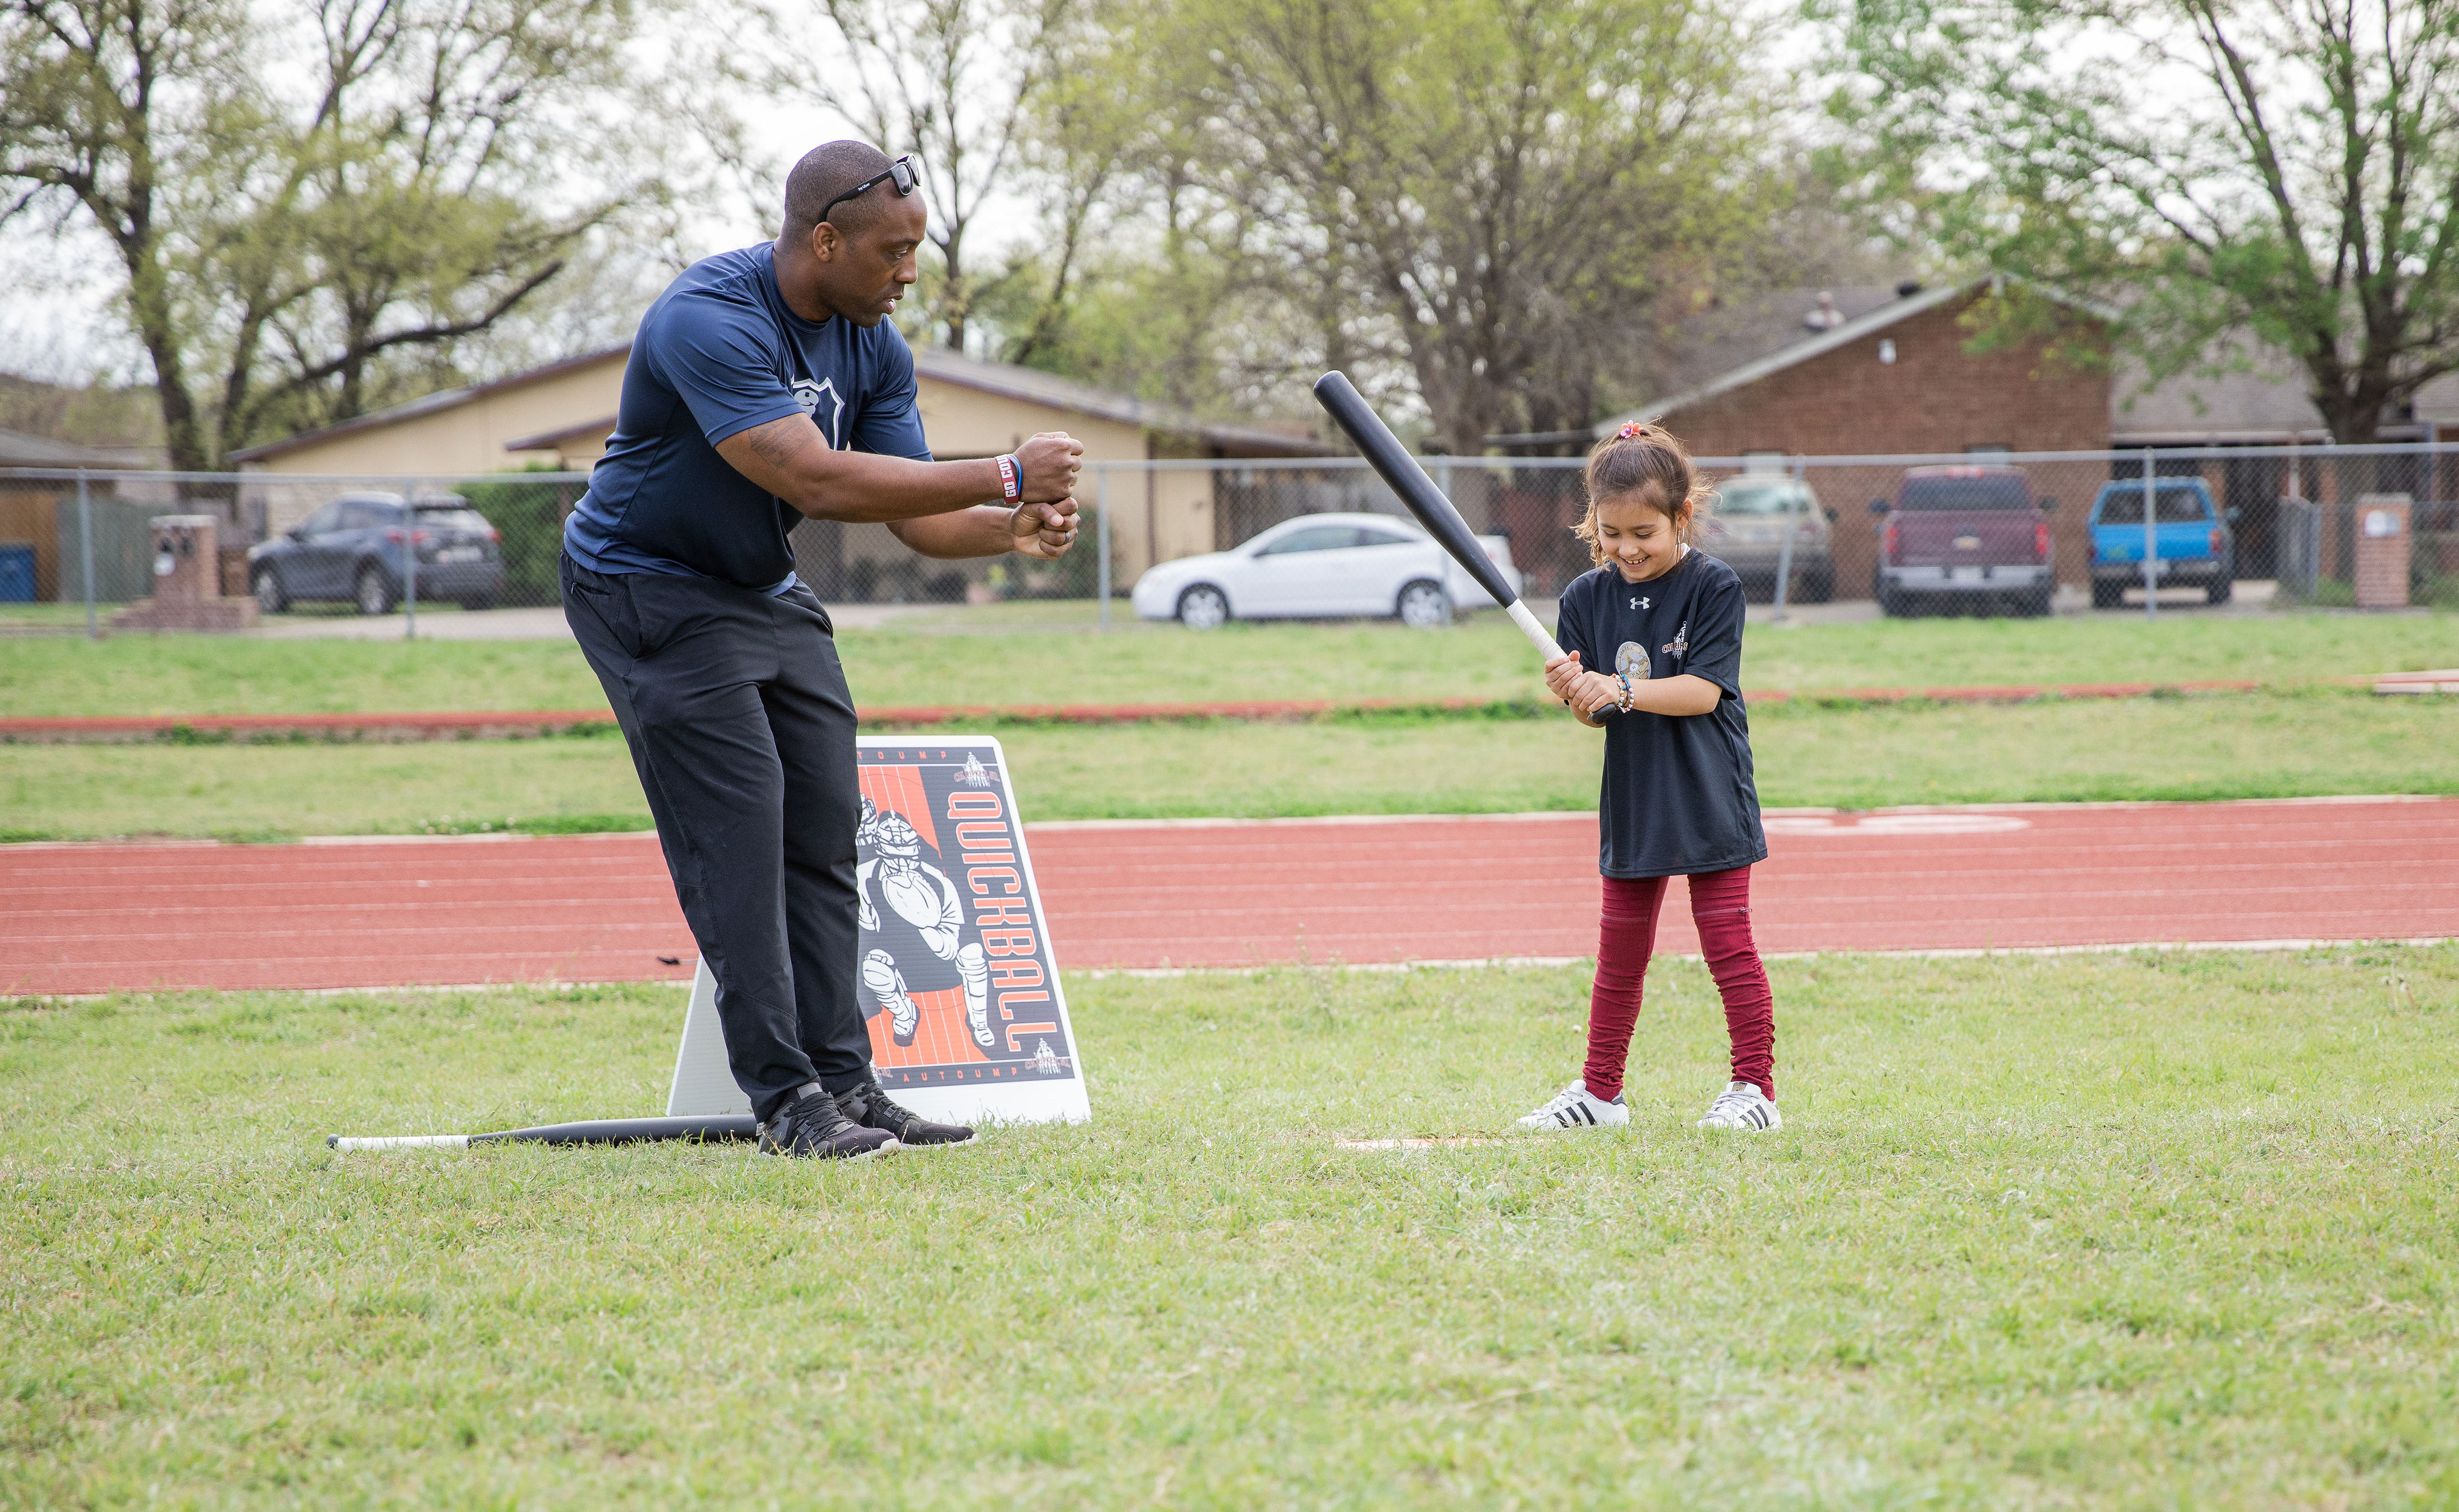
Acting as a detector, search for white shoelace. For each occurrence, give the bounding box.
[1706,1087,1760,1119]
[1533,1083,1589,1117]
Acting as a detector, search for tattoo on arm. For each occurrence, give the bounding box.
[746,421,804,470]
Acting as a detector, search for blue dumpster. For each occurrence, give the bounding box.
[0,542,36,603]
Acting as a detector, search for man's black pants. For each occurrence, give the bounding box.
[561,552,870,1121]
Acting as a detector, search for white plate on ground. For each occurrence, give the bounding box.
[1335,1136,1508,1151]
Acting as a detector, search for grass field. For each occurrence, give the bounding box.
[3,688,2452,841]
[3,608,2455,718]
[5,947,2455,1507]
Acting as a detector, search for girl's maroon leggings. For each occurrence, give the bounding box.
[1584,866,1775,1102]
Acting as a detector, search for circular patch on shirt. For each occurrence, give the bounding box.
[1615,641,1651,681]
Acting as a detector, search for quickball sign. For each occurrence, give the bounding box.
[666,736,1089,1127]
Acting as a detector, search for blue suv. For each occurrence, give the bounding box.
[2086,479,2236,607]
[249,492,504,614]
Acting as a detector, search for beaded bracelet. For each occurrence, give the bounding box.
[1615,673,1635,713]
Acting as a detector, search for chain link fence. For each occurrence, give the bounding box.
[1094,443,2458,622]
[0,468,587,634]
[5,442,2451,634]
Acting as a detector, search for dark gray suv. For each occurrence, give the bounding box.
[249,492,505,614]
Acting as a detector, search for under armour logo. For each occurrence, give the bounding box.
[1630,596,1650,611]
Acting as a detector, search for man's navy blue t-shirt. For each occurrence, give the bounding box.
[564,242,932,593]
[1553,550,1768,878]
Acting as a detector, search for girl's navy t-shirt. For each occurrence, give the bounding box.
[1553,551,1768,878]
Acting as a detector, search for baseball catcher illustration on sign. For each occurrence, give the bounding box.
[848,740,1081,1112]
[856,797,993,1051]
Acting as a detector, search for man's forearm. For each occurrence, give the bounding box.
[714,414,1080,525]
[713,417,1012,522]
[765,444,1002,524]
[888,507,1023,559]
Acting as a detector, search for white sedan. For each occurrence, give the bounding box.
[1130,512,1522,629]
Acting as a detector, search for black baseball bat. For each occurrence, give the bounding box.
[1311,370,1566,662]
[328,1115,758,1151]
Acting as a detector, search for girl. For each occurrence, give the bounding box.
[1516,421,1781,1134]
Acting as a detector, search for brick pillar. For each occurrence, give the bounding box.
[2354,494,2411,609]
[151,515,217,608]
[110,514,260,630]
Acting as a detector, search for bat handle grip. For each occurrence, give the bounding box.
[1505,600,1568,664]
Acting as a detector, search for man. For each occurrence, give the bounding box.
[560,140,1083,1160]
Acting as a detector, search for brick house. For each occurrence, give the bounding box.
[1569,277,2115,595]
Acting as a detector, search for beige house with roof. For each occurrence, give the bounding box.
[230,343,1325,587]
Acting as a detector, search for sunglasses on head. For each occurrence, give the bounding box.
[818,154,919,224]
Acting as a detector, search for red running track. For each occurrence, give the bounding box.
[5,797,2454,994]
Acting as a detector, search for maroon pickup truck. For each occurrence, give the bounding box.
[1869,465,2057,617]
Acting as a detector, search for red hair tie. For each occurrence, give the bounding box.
[1616,422,1651,440]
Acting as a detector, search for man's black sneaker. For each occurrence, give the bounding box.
[759,1083,898,1160]
[838,1072,976,1147]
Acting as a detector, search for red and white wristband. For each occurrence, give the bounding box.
[996,453,1022,501]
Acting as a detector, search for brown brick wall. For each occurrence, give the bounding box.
[1655,291,2112,590]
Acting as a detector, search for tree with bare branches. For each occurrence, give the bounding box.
[749,0,1076,354]
[1830,0,2459,443]
[1115,0,1775,454]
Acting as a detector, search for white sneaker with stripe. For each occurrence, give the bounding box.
[1697,1081,1781,1130]
[1514,1081,1629,1131]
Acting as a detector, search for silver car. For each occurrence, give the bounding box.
[1701,475,1835,602]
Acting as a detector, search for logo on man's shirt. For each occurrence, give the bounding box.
[1615,641,1651,681]
[1629,595,1650,611]
[1661,621,1689,660]
[792,377,845,449]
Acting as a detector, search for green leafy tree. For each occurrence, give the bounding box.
[1,0,653,468]
[991,1,1323,421]
[1,0,253,469]
[1828,0,2459,443]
